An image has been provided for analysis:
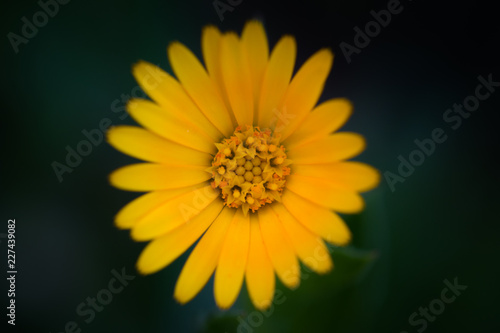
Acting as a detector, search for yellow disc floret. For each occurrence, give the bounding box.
[209,126,291,215]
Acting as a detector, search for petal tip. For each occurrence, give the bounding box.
[167,41,184,55]
[105,126,117,143]
[288,278,300,290]
[281,35,297,46]
[132,60,152,77]
[173,288,191,305]
[202,24,219,33]
[253,299,272,311]
[214,299,233,311]
[130,228,151,242]
[135,262,151,276]
[108,169,119,187]
[243,19,265,32]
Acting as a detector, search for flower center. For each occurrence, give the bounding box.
[210,125,291,215]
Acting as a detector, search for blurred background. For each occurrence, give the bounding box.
[1,0,499,332]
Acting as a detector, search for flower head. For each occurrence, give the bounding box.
[108,21,380,310]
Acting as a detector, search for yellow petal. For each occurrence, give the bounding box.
[202,25,232,114]
[136,199,224,274]
[287,132,365,164]
[245,214,275,310]
[132,61,222,141]
[258,207,300,289]
[131,185,219,241]
[127,98,215,154]
[271,204,332,274]
[107,125,211,166]
[174,208,236,304]
[292,162,381,192]
[109,163,210,192]
[276,49,334,140]
[257,36,296,129]
[241,20,269,108]
[214,210,250,309]
[220,33,254,126]
[285,98,352,148]
[286,174,365,213]
[114,185,203,229]
[168,42,234,136]
[202,25,222,81]
[282,190,351,245]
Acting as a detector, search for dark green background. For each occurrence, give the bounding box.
[1,0,499,332]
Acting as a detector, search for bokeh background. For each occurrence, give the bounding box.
[1,0,499,332]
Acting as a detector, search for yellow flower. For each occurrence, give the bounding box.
[108,21,380,310]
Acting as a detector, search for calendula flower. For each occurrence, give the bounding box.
[108,21,379,310]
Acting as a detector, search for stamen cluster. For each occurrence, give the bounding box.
[210,126,291,215]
